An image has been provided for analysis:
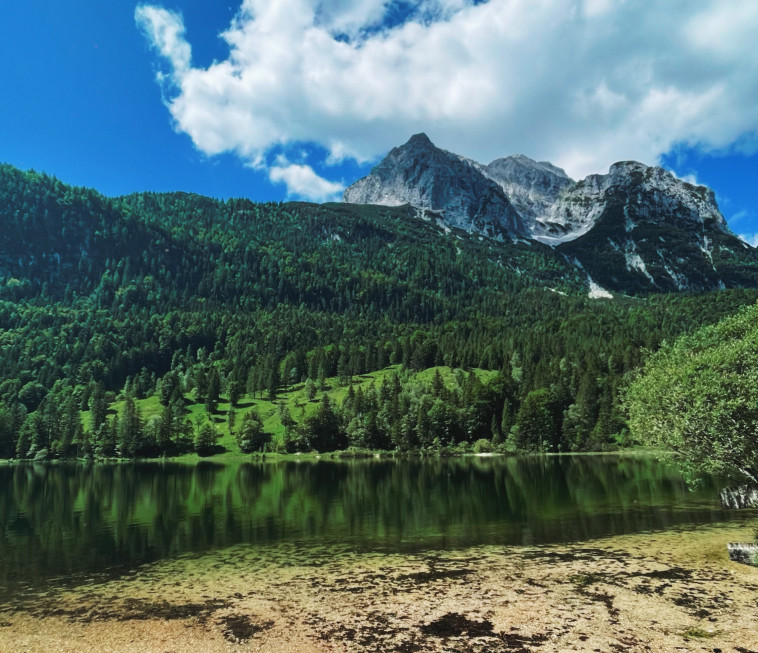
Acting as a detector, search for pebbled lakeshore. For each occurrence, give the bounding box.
[1,522,757,653]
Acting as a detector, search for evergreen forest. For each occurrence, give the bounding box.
[1,163,757,460]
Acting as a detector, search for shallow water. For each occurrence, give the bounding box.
[0,454,751,597]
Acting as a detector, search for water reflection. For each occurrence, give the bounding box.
[0,455,745,592]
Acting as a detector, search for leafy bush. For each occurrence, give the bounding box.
[236,410,270,454]
[473,438,493,453]
[626,302,758,484]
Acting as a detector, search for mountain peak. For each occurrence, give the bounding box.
[344,135,526,238]
[407,132,433,146]
[608,160,649,176]
[342,133,751,292]
[482,154,574,231]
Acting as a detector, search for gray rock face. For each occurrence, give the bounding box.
[482,155,573,236]
[343,134,527,239]
[727,543,758,566]
[343,135,753,293]
[344,135,730,248]
[539,161,729,245]
[556,161,756,293]
[720,485,758,510]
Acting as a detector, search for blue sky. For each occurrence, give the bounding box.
[1,1,756,241]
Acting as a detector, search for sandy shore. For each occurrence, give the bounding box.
[2,522,757,653]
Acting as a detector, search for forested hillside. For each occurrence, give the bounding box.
[1,163,757,459]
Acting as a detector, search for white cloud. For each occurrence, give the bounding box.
[669,169,701,186]
[738,233,758,248]
[731,209,750,224]
[269,162,344,202]
[136,0,758,192]
[135,5,191,74]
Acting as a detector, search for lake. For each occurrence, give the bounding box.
[0,453,747,600]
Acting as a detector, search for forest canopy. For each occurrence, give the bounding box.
[2,163,758,459]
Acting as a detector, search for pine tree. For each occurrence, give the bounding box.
[237,410,269,453]
[195,420,218,456]
[118,396,143,457]
[89,383,107,433]
[206,367,220,415]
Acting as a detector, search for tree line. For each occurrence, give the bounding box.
[1,163,757,459]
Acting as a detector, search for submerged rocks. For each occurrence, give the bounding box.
[721,485,758,567]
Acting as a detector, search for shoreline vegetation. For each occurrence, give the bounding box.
[4,364,635,464]
[3,166,758,469]
[0,446,664,466]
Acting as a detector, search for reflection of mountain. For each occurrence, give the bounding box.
[0,457,737,595]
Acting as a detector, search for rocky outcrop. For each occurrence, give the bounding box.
[343,135,758,294]
[720,485,758,510]
[556,161,757,292]
[481,155,573,238]
[543,161,729,244]
[343,134,526,239]
[728,543,758,566]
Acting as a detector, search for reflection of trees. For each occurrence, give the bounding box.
[0,456,731,591]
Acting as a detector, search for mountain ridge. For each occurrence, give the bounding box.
[343,134,757,293]
[343,133,528,239]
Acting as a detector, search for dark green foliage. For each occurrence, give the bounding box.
[206,367,220,415]
[513,388,555,451]
[96,417,117,458]
[1,163,758,459]
[236,410,269,454]
[89,383,107,433]
[159,371,180,407]
[195,421,218,456]
[0,404,15,458]
[301,395,346,452]
[18,382,46,412]
[118,396,143,457]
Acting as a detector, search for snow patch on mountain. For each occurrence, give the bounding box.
[345,135,732,255]
[588,280,613,299]
[342,133,758,293]
[623,240,656,285]
[657,250,688,290]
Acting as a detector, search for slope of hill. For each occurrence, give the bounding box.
[1,162,758,460]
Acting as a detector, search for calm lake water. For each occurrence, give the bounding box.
[0,454,748,596]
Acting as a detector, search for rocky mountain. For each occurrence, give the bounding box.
[539,161,726,242]
[556,161,758,293]
[481,155,574,238]
[344,135,758,294]
[343,133,526,239]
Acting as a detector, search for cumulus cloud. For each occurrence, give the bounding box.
[135,5,191,74]
[669,170,701,187]
[136,0,758,197]
[269,162,344,201]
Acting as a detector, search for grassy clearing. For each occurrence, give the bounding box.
[80,365,498,457]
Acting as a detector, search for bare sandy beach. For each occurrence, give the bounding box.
[2,521,757,653]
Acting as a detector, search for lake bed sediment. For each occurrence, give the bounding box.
[2,522,757,653]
